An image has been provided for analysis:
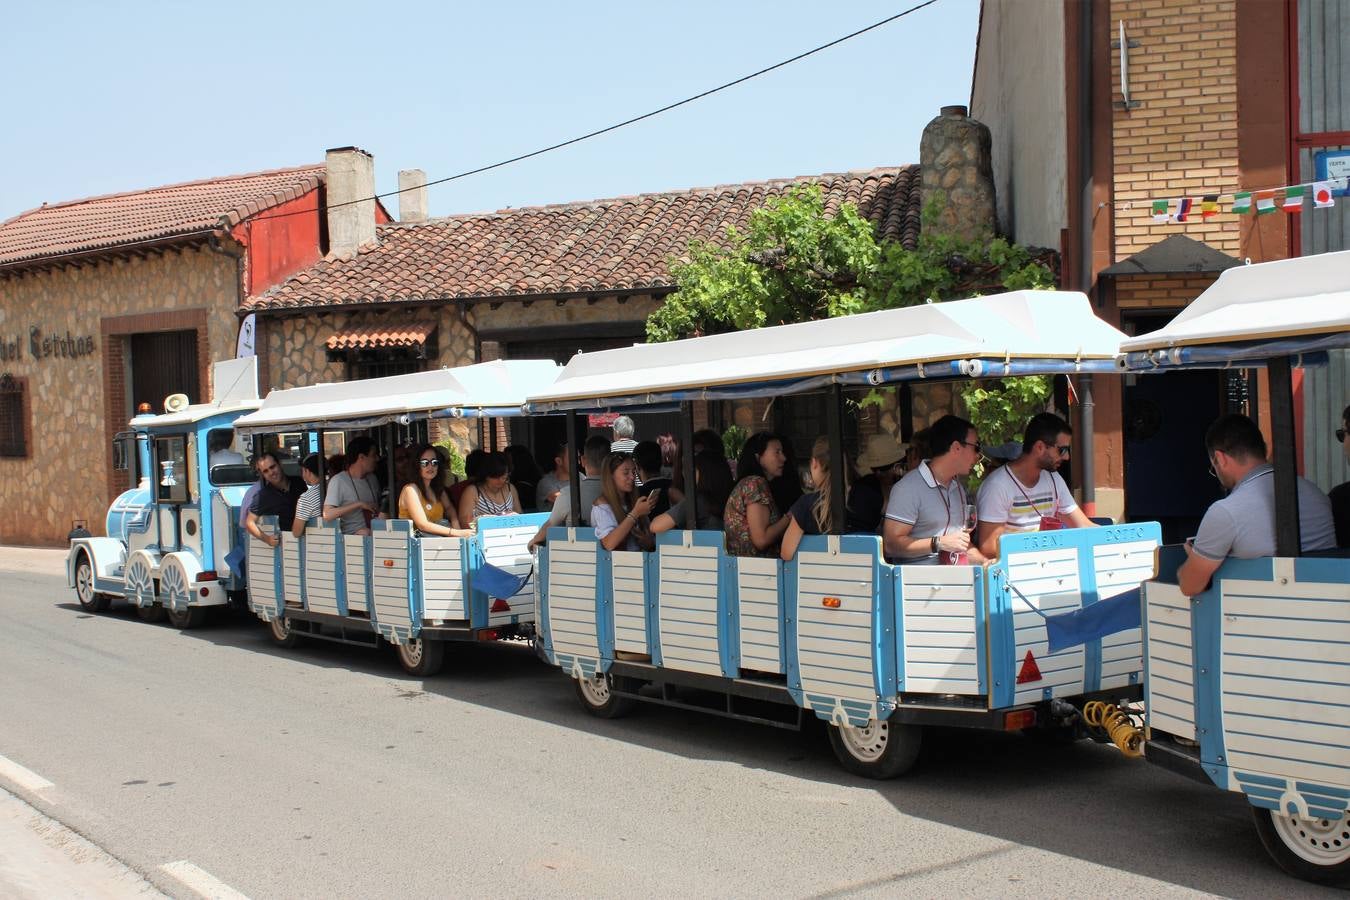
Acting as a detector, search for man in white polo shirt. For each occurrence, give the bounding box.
[977,412,1095,560]
[1178,414,1335,596]
[883,415,986,565]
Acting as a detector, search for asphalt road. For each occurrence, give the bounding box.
[0,546,1338,899]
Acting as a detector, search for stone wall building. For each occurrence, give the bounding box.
[0,164,341,545]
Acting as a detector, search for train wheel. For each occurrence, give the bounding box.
[166,605,207,629]
[827,718,922,779]
[573,671,637,719]
[73,552,110,613]
[1253,806,1350,886]
[395,637,445,677]
[269,615,302,648]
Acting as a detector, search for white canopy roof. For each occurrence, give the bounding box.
[1119,250,1350,354]
[133,397,262,430]
[527,290,1126,409]
[232,359,561,435]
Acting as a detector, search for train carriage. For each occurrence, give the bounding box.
[231,359,560,675]
[525,290,1163,777]
[1119,250,1350,886]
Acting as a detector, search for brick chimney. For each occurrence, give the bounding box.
[325,146,377,259]
[398,169,428,223]
[919,105,996,242]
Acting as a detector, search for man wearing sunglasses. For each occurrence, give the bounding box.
[1177,414,1335,597]
[977,412,1095,560]
[1330,403,1350,547]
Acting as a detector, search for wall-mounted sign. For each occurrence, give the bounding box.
[236,313,256,358]
[0,327,95,362]
[1314,149,1350,198]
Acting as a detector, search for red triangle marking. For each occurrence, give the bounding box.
[1017,650,1042,684]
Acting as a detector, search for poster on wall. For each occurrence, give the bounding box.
[236,313,256,358]
[1315,149,1350,198]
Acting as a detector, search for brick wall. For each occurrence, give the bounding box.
[1111,0,1241,258]
[1115,273,1220,310]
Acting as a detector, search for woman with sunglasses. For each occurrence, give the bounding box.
[457,450,521,527]
[592,452,658,551]
[398,444,474,538]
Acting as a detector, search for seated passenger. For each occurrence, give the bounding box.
[1331,403,1349,547]
[846,434,906,534]
[882,415,987,565]
[398,444,474,538]
[724,432,791,557]
[245,451,304,550]
[1178,414,1336,596]
[592,452,657,551]
[291,453,324,538]
[781,437,847,560]
[529,435,609,548]
[208,428,246,467]
[976,412,1094,559]
[652,450,734,534]
[634,440,672,518]
[536,441,570,511]
[457,451,521,526]
[324,435,384,536]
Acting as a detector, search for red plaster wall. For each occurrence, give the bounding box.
[236,189,324,296]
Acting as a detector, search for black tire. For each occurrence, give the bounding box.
[136,602,166,623]
[573,671,638,719]
[166,605,208,629]
[395,636,445,677]
[1252,805,1350,886]
[73,552,110,613]
[827,718,923,779]
[269,615,302,648]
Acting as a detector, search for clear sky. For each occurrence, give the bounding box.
[1,0,979,220]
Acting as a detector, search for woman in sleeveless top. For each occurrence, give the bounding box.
[398,444,473,537]
[457,451,522,526]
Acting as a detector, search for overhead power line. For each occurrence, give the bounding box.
[247,0,942,225]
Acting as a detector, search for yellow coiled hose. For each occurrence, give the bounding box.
[1083,701,1144,758]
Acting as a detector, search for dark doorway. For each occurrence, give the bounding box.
[130,330,199,412]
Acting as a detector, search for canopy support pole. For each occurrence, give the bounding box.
[1268,357,1300,558]
[1080,374,1096,516]
[315,431,327,506]
[385,423,398,518]
[680,402,697,530]
[565,409,581,528]
[827,384,846,534]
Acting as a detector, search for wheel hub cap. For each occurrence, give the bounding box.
[840,721,889,762]
[1272,811,1350,866]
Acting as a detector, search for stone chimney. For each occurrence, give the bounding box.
[397,169,428,223]
[919,105,996,242]
[325,146,377,259]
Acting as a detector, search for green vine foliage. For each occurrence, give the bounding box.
[646,188,1060,454]
[433,438,467,479]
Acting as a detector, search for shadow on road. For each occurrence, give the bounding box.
[69,598,1332,898]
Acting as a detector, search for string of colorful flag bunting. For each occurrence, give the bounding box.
[1145,177,1348,222]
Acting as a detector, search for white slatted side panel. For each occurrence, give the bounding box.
[1007,547,1086,704]
[248,532,278,618]
[343,536,369,614]
[1144,582,1196,740]
[738,556,781,674]
[303,528,340,615]
[546,539,601,661]
[420,539,466,621]
[612,551,648,654]
[658,544,722,676]
[481,524,538,625]
[1220,574,1350,788]
[1094,540,1153,690]
[900,565,980,695]
[280,533,302,607]
[796,549,877,703]
[370,532,412,631]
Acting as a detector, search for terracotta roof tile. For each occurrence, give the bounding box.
[246,166,919,311]
[0,164,326,268]
[325,322,436,351]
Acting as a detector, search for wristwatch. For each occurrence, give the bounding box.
[930,536,939,554]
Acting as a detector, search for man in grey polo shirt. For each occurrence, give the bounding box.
[883,415,987,565]
[528,434,609,547]
[1178,414,1335,597]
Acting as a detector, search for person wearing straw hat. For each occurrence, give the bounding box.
[846,433,908,534]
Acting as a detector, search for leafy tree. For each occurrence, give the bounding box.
[646,185,1060,448]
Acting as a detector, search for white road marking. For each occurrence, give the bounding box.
[159,861,250,899]
[0,754,54,791]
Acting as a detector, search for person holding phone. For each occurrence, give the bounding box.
[882,415,987,565]
[633,441,672,518]
[592,452,657,551]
